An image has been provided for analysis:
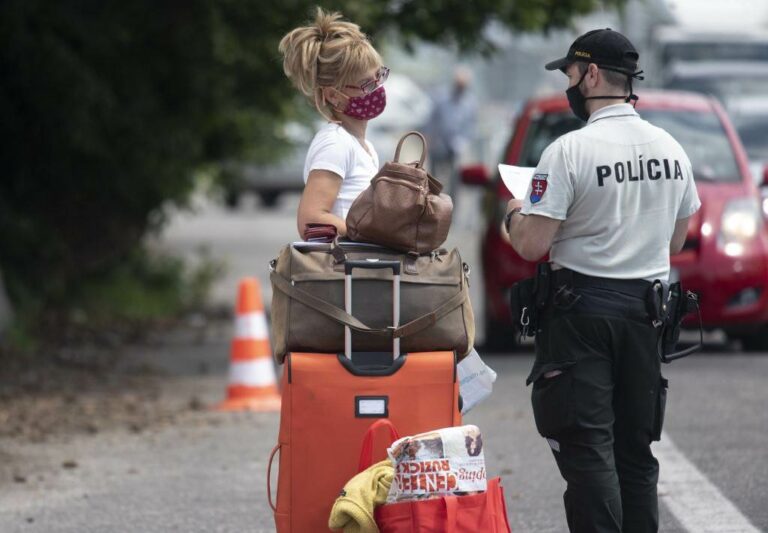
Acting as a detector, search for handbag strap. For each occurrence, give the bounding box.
[494,478,512,532]
[427,172,444,194]
[270,270,469,340]
[393,131,427,168]
[444,496,459,532]
[358,419,401,472]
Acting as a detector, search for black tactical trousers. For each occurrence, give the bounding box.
[527,286,667,533]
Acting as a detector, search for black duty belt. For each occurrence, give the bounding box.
[552,268,651,299]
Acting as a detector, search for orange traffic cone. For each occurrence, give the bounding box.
[216,277,281,411]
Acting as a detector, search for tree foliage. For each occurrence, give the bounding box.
[0,0,621,323]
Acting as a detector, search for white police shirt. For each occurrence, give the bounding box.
[304,123,380,220]
[521,103,701,282]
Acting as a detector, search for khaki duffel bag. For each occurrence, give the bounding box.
[269,241,474,363]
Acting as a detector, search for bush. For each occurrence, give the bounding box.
[6,248,223,350]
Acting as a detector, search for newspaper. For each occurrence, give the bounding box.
[386,425,487,502]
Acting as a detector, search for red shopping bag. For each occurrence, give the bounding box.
[374,477,512,533]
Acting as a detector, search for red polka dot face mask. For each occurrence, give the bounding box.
[340,85,387,121]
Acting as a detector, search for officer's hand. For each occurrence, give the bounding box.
[505,198,523,215]
[501,198,524,243]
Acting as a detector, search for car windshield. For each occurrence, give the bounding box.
[518,108,741,182]
[734,118,768,161]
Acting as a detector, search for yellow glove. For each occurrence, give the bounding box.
[329,459,394,533]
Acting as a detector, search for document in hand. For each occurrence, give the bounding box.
[498,164,535,199]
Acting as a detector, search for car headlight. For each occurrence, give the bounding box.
[718,197,761,257]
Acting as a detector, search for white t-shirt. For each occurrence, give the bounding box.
[521,103,701,282]
[303,123,380,220]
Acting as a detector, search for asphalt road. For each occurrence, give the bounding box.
[1,192,766,532]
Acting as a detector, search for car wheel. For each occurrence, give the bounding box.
[482,317,523,354]
[735,326,768,352]
[260,192,280,208]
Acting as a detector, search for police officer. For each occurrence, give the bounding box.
[501,29,701,533]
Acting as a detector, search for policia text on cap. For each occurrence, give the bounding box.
[500,29,702,533]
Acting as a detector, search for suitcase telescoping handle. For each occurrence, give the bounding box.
[344,260,401,360]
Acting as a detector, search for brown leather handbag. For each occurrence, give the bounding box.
[346,131,453,254]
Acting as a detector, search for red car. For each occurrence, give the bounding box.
[463,90,768,351]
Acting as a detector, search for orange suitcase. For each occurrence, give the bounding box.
[267,260,462,533]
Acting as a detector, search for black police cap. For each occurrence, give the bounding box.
[545,28,640,76]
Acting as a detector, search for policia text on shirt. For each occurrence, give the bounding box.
[501,29,701,533]
[596,158,685,186]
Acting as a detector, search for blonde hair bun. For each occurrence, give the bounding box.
[279,7,383,119]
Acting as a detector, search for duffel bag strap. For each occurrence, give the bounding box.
[270,271,390,336]
[271,271,468,340]
[392,285,469,339]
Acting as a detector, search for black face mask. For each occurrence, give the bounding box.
[566,70,591,121]
[566,67,640,122]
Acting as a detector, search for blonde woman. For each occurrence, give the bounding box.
[279,8,388,239]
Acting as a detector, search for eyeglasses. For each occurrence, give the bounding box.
[344,66,390,95]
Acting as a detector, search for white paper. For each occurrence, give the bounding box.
[498,164,535,199]
[457,348,497,414]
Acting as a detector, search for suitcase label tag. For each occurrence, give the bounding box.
[356,396,389,417]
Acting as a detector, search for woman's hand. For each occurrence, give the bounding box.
[297,169,347,238]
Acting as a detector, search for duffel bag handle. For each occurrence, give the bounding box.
[393,131,427,168]
[358,419,401,472]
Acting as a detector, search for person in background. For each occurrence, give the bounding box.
[423,66,477,206]
[279,8,388,239]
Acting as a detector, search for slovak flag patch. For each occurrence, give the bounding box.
[530,174,548,204]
